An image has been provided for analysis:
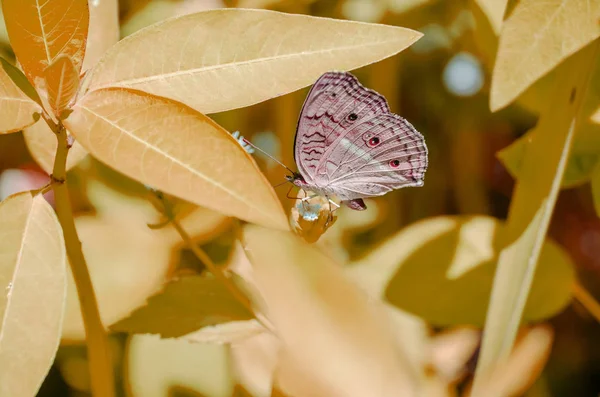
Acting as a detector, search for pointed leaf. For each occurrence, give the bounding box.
[473,0,508,34]
[23,120,88,174]
[0,192,66,397]
[111,276,253,338]
[0,59,41,133]
[82,0,119,71]
[490,0,600,111]
[473,42,600,393]
[2,0,89,86]
[242,225,421,397]
[64,88,288,230]
[87,8,422,114]
[44,55,80,118]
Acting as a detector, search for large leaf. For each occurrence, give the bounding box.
[241,225,421,397]
[82,0,119,72]
[347,216,573,326]
[64,88,288,230]
[0,59,41,133]
[126,334,234,397]
[2,0,89,86]
[111,275,253,338]
[0,192,66,396]
[473,43,600,393]
[86,8,422,114]
[23,120,88,175]
[490,0,600,111]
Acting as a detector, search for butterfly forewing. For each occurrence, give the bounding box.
[294,71,428,202]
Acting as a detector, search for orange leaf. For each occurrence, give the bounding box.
[44,55,80,118]
[64,88,288,230]
[2,0,89,86]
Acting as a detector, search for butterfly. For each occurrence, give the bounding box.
[285,71,428,212]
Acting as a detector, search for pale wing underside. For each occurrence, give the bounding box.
[294,71,427,201]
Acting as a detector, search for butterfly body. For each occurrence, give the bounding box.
[292,71,428,211]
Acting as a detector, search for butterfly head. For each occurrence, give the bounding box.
[286,172,308,188]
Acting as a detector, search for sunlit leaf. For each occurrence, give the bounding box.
[242,225,421,397]
[498,132,600,188]
[87,8,422,114]
[230,331,280,397]
[62,181,173,341]
[181,319,265,344]
[473,43,600,393]
[473,0,508,34]
[490,0,600,111]
[111,275,253,338]
[0,192,66,396]
[23,121,87,174]
[347,216,573,326]
[44,55,80,118]
[430,327,480,384]
[0,58,41,133]
[126,334,234,397]
[2,0,89,86]
[82,0,119,72]
[64,88,288,230]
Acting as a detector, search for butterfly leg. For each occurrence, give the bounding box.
[324,197,340,228]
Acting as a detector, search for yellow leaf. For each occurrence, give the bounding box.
[111,275,254,338]
[473,42,600,394]
[126,334,234,397]
[2,0,89,86]
[242,225,421,397]
[0,192,66,396]
[490,0,600,111]
[87,8,422,114]
[64,88,288,230]
[82,0,119,72]
[348,216,573,326]
[0,58,41,133]
[23,120,87,174]
[44,55,80,118]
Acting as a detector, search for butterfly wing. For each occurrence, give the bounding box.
[294,71,428,202]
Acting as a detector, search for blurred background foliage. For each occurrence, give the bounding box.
[0,0,599,396]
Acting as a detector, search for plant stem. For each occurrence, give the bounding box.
[572,281,600,323]
[50,121,115,397]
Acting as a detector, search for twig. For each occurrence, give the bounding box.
[49,119,115,397]
[572,280,600,323]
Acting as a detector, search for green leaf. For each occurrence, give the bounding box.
[111,275,254,338]
[347,215,574,327]
[498,132,600,188]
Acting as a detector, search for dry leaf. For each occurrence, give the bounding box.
[490,0,600,110]
[2,0,89,87]
[87,8,422,114]
[111,275,254,338]
[242,225,421,397]
[0,192,66,396]
[64,88,288,230]
[0,59,41,133]
[23,120,88,174]
[44,55,80,119]
[82,0,119,72]
[473,0,508,34]
[126,334,234,397]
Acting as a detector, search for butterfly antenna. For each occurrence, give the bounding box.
[242,138,295,175]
